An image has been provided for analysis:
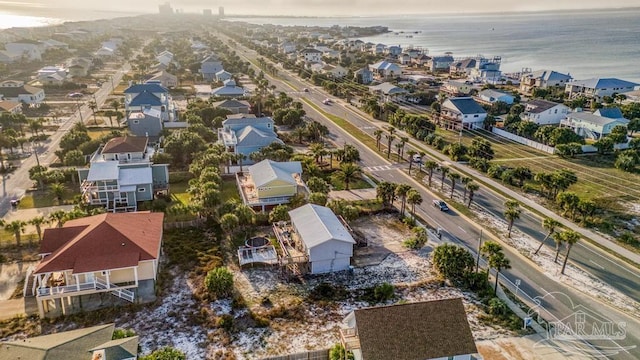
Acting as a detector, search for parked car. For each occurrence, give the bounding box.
[67,92,84,98]
[323,99,331,105]
[10,199,19,207]
[303,88,309,92]
[432,199,449,211]
[412,154,422,163]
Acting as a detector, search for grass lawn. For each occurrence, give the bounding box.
[169,181,191,204]
[221,177,241,203]
[18,186,77,209]
[329,174,372,191]
[87,127,120,140]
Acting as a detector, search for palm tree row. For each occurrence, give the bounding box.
[375,181,423,217]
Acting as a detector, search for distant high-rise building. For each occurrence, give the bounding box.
[159,2,173,15]
[203,9,212,16]
[219,6,225,17]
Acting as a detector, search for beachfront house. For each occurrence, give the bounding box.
[0,323,138,360]
[441,80,477,97]
[426,55,455,72]
[217,114,283,165]
[200,54,224,81]
[127,108,163,138]
[124,82,176,122]
[450,58,477,76]
[77,136,169,212]
[29,212,163,318]
[519,69,572,94]
[236,160,306,211]
[561,107,629,139]
[339,298,480,360]
[469,56,502,83]
[565,78,639,101]
[211,79,247,98]
[521,99,570,125]
[439,97,487,130]
[288,204,355,274]
[0,80,45,104]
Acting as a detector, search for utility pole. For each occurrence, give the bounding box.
[33,141,43,191]
[76,100,84,123]
[476,230,483,273]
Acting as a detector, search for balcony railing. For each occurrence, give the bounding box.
[36,278,135,302]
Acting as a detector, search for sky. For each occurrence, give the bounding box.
[2,0,640,17]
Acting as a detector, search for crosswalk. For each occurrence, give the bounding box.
[364,164,403,172]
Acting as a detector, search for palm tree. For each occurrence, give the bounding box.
[504,200,521,238]
[466,182,479,208]
[395,184,412,216]
[418,151,426,172]
[447,172,461,199]
[489,251,511,294]
[309,143,325,164]
[110,100,121,126]
[399,137,408,159]
[4,220,26,247]
[336,163,362,190]
[461,176,472,202]
[424,160,438,187]
[376,181,397,209]
[385,134,395,159]
[534,217,561,255]
[374,129,383,150]
[48,210,67,228]
[49,182,66,204]
[440,166,449,191]
[29,216,47,243]
[406,189,423,215]
[406,149,417,174]
[560,230,580,274]
[394,142,403,162]
[88,100,98,125]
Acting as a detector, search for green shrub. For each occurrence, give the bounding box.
[373,283,394,302]
[140,346,186,360]
[204,267,234,299]
[329,343,354,360]
[217,314,234,332]
[488,298,508,316]
[250,311,270,327]
[309,282,348,302]
[112,328,135,339]
[619,232,639,246]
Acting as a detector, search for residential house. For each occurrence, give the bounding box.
[370,82,408,102]
[449,58,477,76]
[561,107,630,139]
[469,57,502,83]
[521,99,570,125]
[30,212,164,317]
[39,73,67,86]
[279,42,297,54]
[354,67,374,85]
[519,69,572,94]
[146,70,178,88]
[215,70,233,82]
[386,45,402,57]
[426,55,455,72]
[0,323,138,360]
[441,80,477,97]
[39,39,69,51]
[298,48,323,64]
[217,114,283,165]
[373,43,386,54]
[340,298,480,360]
[237,160,306,210]
[67,58,92,78]
[124,82,175,122]
[156,50,174,66]
[476,89,514,105]
[288,204,355,274]
[565,78,639,100]
[213,99,251,114]
[398,53,411,65]
[439,97,487,130]
[0,100,22,114]
[77,136,169,211]
[94,45,116,58]
[321,64,347,79]
[5,41,42,61]
[200,54,224,81]
[0,80,45,104]
[370,60,402,80]
[212,79,246,98]
[127,108,163,138]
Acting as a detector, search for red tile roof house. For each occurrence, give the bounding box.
[29,212,164,318]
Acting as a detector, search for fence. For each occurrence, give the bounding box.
[260,349,329,360]
[163,218,205,229]
[492,127,556,154]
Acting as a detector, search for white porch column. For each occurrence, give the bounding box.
[105,271,111,288]
[74,274,80,291]
[134,267,138,286]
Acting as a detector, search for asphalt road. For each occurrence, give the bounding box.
[227,39,640,358]
[0,63,130,218]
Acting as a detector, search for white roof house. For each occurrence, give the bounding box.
[288,204,355,274]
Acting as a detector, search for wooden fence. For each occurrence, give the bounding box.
[260,349,329,360]
[492,127,556,154]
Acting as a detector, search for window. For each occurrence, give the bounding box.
[138,188,145,192]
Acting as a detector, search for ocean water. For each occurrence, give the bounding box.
[228,9,640,82]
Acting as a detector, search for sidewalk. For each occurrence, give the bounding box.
[342,103,640,266]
